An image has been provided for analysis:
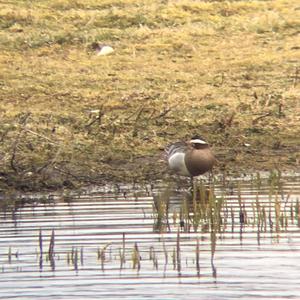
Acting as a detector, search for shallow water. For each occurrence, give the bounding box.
[0,173,300,299]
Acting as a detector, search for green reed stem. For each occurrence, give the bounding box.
[196,238,200,277]
[176,230,181,275]
[132,242,141,271]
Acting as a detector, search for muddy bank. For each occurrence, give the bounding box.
[0,143,298,192]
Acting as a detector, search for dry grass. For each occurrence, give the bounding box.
[0,0,299,190]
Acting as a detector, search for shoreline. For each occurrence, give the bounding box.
[0,145,298,192]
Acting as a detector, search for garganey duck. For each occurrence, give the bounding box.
[166,136,215,177]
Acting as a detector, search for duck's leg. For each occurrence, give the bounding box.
[189,176,196,201]
[208,170,214,186]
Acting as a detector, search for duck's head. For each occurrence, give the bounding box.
[188,136,209,149]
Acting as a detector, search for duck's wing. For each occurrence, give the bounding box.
[165,141,187,158]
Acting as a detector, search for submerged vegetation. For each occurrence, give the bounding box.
[0,0,299,190]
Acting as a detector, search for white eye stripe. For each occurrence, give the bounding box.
[190,139,207,144]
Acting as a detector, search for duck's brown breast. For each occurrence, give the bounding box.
[184,148,215,176]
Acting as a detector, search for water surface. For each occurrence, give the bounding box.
[1,173,300,299]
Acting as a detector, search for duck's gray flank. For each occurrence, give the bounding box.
[166,142,190,176]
